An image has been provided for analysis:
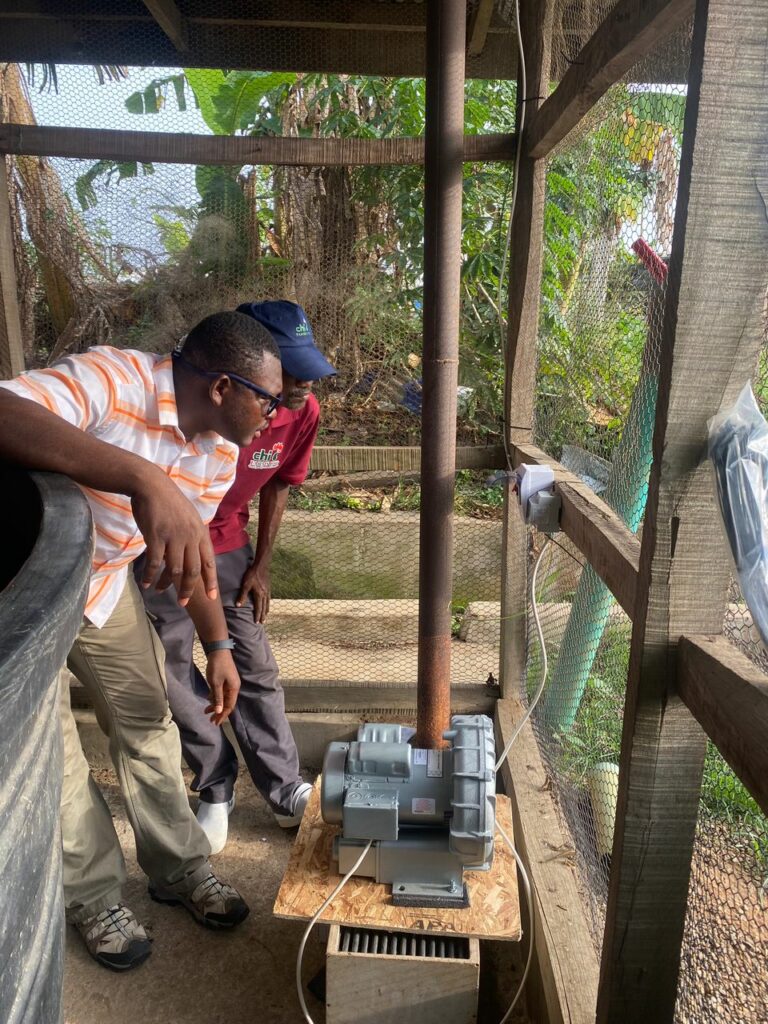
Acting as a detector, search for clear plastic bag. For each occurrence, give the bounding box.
[708,382,768,650]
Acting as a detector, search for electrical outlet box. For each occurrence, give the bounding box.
[514,463,561,533]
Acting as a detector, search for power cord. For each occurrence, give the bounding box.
[495,538,551,773]
[293,539,550,1023]
[296,840,373,1024]
[492,538,549,1024]
[496,822,534,1024]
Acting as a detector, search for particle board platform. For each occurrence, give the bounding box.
[273,780,521,941]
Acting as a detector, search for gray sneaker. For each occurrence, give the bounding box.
[75,904,152,972]
[149,872,249,929]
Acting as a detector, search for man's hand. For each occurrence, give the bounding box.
[132,472,218,606]
[203,649,241,725]
[235,564,271,623]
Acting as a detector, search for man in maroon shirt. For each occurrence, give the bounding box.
[137,301,335,852]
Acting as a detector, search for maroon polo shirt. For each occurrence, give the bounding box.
[208,393,320,555]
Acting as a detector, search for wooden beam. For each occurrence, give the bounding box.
[678,635,768,818]
[495,699,599,1024]
[0,158,24,378]
[308,445,507,474]
[526,0,695,159]
[511,442,640,618]
[499,0,555,699]
[467,0,495,56]
[0,124,516,168]
[597,1,768,1020]
[0,14,519,81]
[142,0,187,52]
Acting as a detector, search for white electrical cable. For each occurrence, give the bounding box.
[495,822,534,1024]
[296,526,546,1024]
[296,839,373,1024]
[493,536,550,1024]
[495,538,551,773]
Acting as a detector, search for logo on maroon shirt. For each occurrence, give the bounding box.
[248,441,284,469]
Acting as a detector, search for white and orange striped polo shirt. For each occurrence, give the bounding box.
[0,346,238,627]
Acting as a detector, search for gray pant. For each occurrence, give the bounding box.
[136,545,301,815]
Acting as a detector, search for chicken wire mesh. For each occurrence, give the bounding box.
[3,5,767,1017]
[526,67,683,942]
[519,28,767,1023]
[2,58,519,700]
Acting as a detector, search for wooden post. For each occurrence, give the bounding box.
[499,0,554,696]
[597,1,768,1020]
[0,157,24,378]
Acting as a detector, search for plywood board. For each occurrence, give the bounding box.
[273,781,520,941]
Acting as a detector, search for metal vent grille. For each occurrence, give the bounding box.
[338,927,470,959]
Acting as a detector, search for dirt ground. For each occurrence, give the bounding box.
[63,768,329,1024]
[63,768,527,1024]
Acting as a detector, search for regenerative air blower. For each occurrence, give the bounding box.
[320,715,496,907]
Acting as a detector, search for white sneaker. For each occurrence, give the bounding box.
[274,782,313,829]
[196,795,235,854]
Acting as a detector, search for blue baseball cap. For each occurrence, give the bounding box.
[236,300,337,382]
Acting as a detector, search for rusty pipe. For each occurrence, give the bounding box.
[416,0,466,748]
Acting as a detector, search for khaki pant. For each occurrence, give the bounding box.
[59,575,211,923]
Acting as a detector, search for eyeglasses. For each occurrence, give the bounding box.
[172,350,282,415]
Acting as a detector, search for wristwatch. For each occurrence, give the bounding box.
[201,638,236,655]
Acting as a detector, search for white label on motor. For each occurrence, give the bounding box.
[427,750,444,778]
[412,798,436,815]
[412,749,428,766]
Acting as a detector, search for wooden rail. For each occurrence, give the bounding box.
[525,0,695,159]
[0,125,517,168]
[511,442,640,618]
[308,444,507,474]
[678,635,768,818]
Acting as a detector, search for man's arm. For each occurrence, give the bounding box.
[0,390,218,604]
[235,476,290,623]
[184,582,240,725]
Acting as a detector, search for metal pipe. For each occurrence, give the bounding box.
[416,0,466,748]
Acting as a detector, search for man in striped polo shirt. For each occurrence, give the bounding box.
[0,311,283,972]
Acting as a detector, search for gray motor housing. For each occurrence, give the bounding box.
[321,715,496,903]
